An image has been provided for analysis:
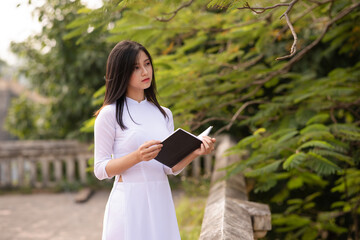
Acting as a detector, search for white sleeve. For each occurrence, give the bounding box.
[162,108,183,176]
[94,106,115,180]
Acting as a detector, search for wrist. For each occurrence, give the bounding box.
[134,150,142,163]
[191,151,201,158]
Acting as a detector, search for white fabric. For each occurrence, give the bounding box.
[94,97,182,240]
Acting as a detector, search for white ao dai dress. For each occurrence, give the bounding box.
[94,97,182,240]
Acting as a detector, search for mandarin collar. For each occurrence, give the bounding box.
[126,96,147,105]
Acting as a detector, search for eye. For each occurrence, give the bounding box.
[134,66,140,70]
[146,62,151,66]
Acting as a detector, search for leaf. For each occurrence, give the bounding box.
[63,26,87,40]
[254,178,277,193]
[306,113,330,125]
[306,152,341,175]
[331,201,346,209]
[305,192,321,202]
[80,117,95,133]
[310,149,353,166]
[246,159,283,177]
[277,130,298,143]
[287,177,304,190]
[272,214,311,231]
[298,140,335,151]
[207,0,232,9]
[283,152,307,170]
[287,198,303,205]
[301,227,318,240]
[300,124,329,135]
[254,128,266,135]
[235,135,257,148]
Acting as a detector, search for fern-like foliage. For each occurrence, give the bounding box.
[298,140,335,151]
[283,152,307,170]
[245,159,283,177]
[306,152,341,176]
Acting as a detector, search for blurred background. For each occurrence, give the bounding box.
[0,0,359,239]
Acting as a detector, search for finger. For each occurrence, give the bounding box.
[144,144,163,154]
[143,140,162,148]
[145,149,162,160]
[200,143,205,153]
[202,138,211,148]
[202,136,211,141]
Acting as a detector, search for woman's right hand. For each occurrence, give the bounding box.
[136,140,163,162]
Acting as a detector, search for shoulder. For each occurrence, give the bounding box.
[161,106,172,115]
[95,104,116,124]
[161,106,173,119]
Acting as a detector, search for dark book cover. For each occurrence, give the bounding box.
[155,128,203,168]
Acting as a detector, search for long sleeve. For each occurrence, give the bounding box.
[94,105,115,180]
[162,108,183,176]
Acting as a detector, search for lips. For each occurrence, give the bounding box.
[142,78,150,82]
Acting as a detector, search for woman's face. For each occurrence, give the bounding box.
[127,50,153,95]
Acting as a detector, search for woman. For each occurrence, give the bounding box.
[94,40,216,240]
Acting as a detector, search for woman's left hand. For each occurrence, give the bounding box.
[194,136,216,156]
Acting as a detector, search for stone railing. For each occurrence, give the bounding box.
[200,135,272,239]
[0,139,210,189]
[180,154,213,178]
[0,140,92,188]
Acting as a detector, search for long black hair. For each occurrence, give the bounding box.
[95,40,168,129]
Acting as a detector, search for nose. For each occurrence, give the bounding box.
[141,66,148,76]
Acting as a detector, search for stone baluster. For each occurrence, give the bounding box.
[204,154,212,177]
[54,159,63,183]
[1,160,11,187]
[29,159,37,187]
[77,156,88,184]
[17,158,25,187]
[41,157,50,187]
[192,157,201,178]
[66,157,75,183]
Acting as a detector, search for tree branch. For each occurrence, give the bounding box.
[220,2,360,117]
[252,2,360,86]
[276,13,298,60]
[156,0,195,22]
[278,0,333,36]
[238,0,299,60]
[238,2,291,14]
[214,100,264,136]
[220,54,264,71]
[191,117,229,131]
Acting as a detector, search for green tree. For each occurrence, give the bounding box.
[6,0,112,140]
[9,0,360,238]
[72,1,360,239]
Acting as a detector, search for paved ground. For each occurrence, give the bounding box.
[0,189,184,240]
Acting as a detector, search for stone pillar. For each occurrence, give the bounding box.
[66,157,75,183]
[192,157,201,178]
[41,158,50,187]
[1,160,11,187]
[199,135,272,240]
[77,156,88,184]
[29,160,37,187]
[54,160,63,183]
[17,158,24,187]
[204,154,212,177]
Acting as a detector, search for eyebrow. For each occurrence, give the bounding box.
[134,59,150,65]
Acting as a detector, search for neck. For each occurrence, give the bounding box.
[126,90,145,103]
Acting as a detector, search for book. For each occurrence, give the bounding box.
[155,126,213,168]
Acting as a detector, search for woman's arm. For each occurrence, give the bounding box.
[94,105,162,180]
[105,140,162,178]
[171,136,216,173]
